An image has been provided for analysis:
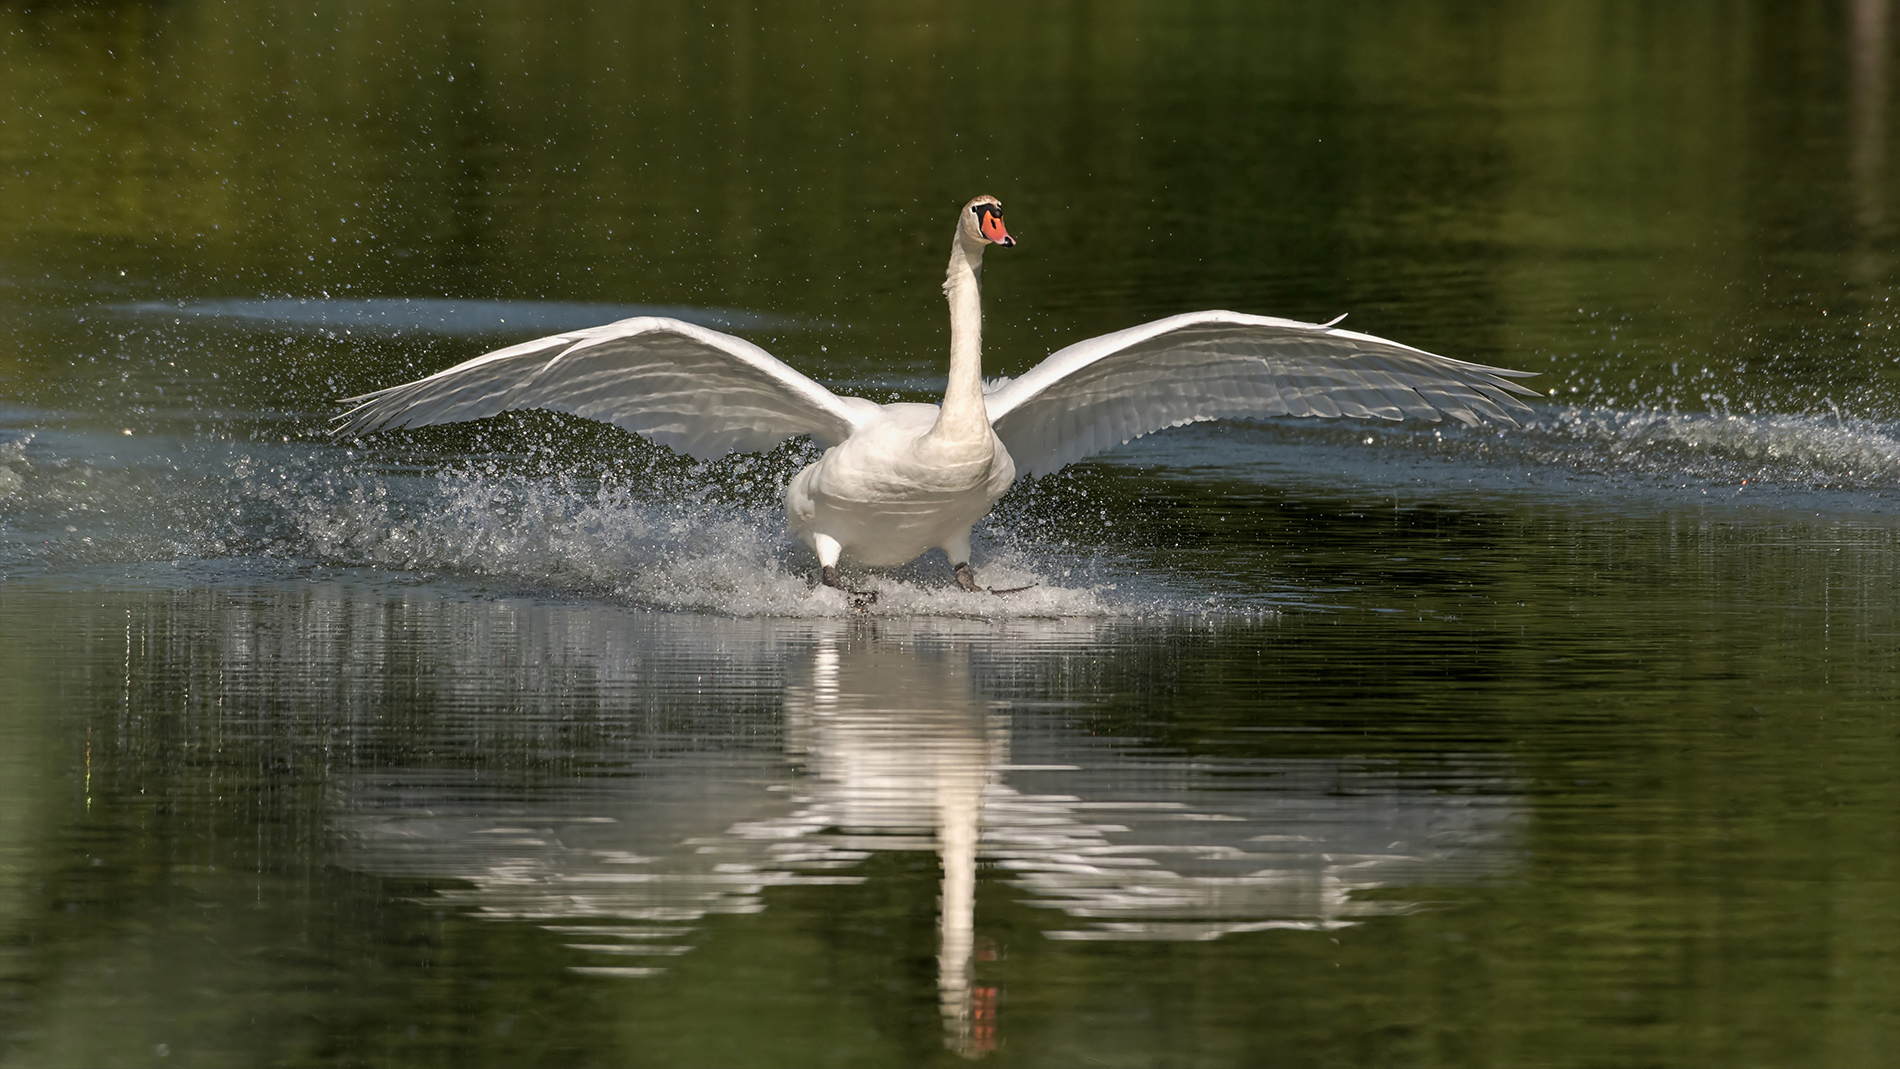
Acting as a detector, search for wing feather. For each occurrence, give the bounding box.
[985,310,1539,476]
[334,316,869,460]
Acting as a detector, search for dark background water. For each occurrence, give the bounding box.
[4,2,1900,1066]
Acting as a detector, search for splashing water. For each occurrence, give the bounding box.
[0,419,1155,617]
[1535,406,1900,490]
[258,460,1134,618]
[11,385,1900,615]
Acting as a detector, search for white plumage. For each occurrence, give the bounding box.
[337,196,1539,595]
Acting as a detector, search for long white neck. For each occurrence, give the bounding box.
[929,235,989,444]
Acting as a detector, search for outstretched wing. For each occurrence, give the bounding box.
[984,310,1541,477]
[334,316,873,461]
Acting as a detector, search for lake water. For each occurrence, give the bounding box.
[5,2,1900,1065]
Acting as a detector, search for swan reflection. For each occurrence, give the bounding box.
[341,616,1519,1056]
[773,630,999,1051]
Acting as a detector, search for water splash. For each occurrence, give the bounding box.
[0,434,26,502]
[1532,406,1900,489]
[240,456,1141,618]
[0,420,1157,616]
[1123,404,1900,514]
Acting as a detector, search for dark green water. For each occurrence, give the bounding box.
[5,2,1900,1065]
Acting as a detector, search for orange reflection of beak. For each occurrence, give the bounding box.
[980,212,1015,247]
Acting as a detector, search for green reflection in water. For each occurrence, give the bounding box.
[3,1,1900,1066]
[1,560,1897,1066]
[5,0,1897,415]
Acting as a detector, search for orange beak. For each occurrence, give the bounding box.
[980,210,1015,247]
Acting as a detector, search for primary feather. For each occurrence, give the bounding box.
[335,316,868,460]
[985,310,1539,477]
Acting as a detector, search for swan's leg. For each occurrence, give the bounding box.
[941,532,982,592]
[813,533,875,606]
[953,562,982,593]
[814,533,848,591]
[944,531,1034,596]
[812,532,843,580]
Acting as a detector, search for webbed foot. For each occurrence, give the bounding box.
[821,565,877,609]
[955,562,1036,596]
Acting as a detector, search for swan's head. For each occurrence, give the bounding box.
[961,195,1015,248]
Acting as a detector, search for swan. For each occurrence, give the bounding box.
[335,195,1539,597]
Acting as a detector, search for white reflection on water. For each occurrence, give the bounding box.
[336,612,1520,1055]
[770,629,1000,1051]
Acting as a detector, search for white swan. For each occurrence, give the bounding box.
[336,195,1539,597]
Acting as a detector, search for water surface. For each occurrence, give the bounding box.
[4,2,1900,1066]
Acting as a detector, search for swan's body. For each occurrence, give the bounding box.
[785,402,1015,569]
[337,196,1539,594]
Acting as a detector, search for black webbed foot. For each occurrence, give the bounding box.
[821,565,877,608]
[955,562,1036,596]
